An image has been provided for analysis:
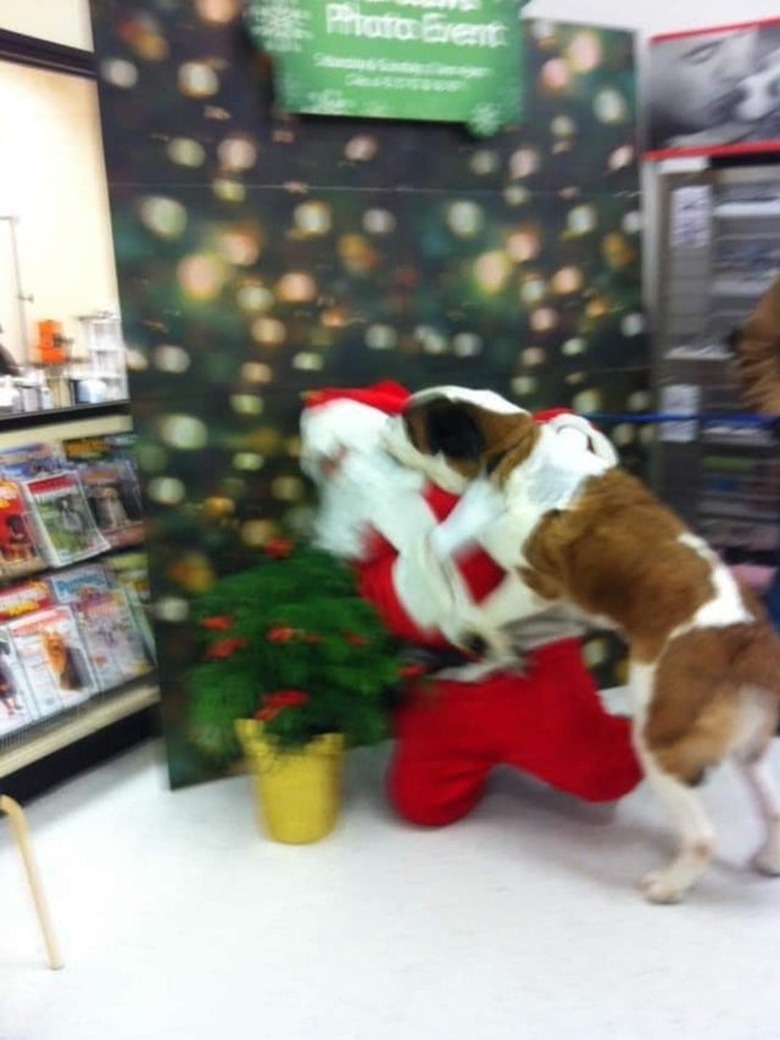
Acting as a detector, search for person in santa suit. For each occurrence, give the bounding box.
[299,381,642,827]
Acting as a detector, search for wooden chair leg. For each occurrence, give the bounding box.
[1,795,63,970]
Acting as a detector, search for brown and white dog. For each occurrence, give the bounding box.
[383,385,780,904]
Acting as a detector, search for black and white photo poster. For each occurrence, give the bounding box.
[646,19,780,159]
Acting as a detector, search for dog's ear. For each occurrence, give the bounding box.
[425,401,485,460]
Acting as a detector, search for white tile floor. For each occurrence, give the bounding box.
[3,737,780,1040]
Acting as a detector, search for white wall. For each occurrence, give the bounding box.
[0,62,118,364]
[0,0,93,50]
[0,3,115,367]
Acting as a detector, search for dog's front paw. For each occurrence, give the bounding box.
[751,838,780,877]
[640,870,687,905]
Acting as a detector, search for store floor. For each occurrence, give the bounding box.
[3,736,780,1040]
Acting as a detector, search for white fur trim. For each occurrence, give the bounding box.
[300,399,389,479]
[305,410,433,560]
[393,541,474,632]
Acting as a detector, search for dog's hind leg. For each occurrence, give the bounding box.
[741,752,780,876]
[629,661,716,904]
[733,692,780,876]
[636,745,716,904]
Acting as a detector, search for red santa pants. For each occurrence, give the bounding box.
[387,639,642,827]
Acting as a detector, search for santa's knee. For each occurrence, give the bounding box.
[387,766,487,827]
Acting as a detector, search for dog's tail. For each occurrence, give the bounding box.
[727,278,780,418]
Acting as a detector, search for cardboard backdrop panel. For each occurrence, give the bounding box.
[89,1,647,787]
[646,18,780,160]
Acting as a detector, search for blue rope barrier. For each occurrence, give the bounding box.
[584,412,777,428]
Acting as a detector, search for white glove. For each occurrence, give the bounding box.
[546,413,618,467]
[555,426,590,455]
[428,478,505,559]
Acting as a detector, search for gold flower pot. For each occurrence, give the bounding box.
[235,720,344,844]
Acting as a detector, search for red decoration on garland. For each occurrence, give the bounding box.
[256,689,310,722]
[265,537,295,559]
[206,636,249,660]
[200,615,234,631]
[267,626,297,643]
[344,633,369,647]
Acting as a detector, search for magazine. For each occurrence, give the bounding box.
[119,583,156,662]
[105,551,151,603]
[78,463,145,548]
[22,471,110,567]
[0,479,46,579]
[62,434,144,548]
[0,578,53,624]
[7,604,97,711]
[0,627,40,736]
[48,562,151,686]
[0,441,65,480]
[106,551,156,660]
[48,562,115,606]
[72,589,153,690]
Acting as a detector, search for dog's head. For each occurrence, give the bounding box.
[382,386,537,492]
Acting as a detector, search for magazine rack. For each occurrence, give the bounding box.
[0,793,63,969]
[0,406,160,782]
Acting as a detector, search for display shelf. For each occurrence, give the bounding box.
[719,203,780,220]
[663,345,732,361]
[0,678,159,778]
[0,403,132,447]
[701,426,778,448]
[712,276,777,297]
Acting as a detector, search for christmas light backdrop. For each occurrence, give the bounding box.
[89,0,648,786]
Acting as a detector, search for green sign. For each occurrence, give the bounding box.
[244,0,525,137]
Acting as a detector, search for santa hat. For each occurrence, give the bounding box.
[303,380,410,415]
[299,381,412,478]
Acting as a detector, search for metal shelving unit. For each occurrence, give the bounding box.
[656,165,780,570]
